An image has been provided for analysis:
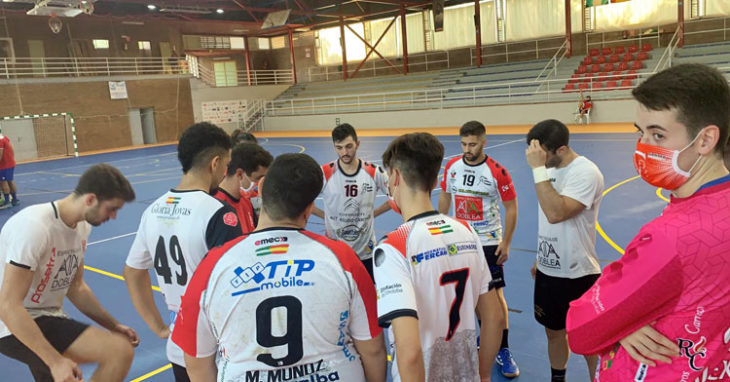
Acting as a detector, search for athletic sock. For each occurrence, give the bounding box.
[10,192,17,201]
[501,329,509,349]
[551,368,566,381]
[3,194,8,203]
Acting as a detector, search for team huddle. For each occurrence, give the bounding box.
[0,65,729,382]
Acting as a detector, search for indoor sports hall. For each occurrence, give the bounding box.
[0,0,729,381]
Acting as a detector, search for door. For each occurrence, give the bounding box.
[140,108,157,144]
[1,119,38,161]
[28,40,45,77]
[213,61,237,87]
[128,108,144,146]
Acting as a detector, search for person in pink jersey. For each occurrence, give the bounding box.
[566,63,730,381]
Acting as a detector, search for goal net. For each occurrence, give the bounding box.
[0,112,77,161]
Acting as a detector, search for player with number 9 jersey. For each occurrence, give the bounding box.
[374,211,492,381]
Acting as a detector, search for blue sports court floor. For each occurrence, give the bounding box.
[0,131,669,381]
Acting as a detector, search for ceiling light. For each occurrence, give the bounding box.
[216,8,224,14]
[147,4,156,10]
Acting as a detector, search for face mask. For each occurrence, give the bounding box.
[633,133,702,190]
[388,192,401,216]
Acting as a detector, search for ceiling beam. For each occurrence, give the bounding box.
[230,0,260,22]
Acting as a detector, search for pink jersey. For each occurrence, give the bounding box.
[566,176,730,382]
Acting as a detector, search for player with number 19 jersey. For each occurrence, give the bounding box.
[171,228,380,382]
[374,211,492,381]
[126,189,241,367]
[441,156,516,245]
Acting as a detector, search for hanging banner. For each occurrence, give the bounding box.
[586,0,631,7]
[108,81,128,99]
[433,0,444,32]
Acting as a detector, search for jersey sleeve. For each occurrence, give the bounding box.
[374,164,389,195]
[1,217,48,271]
[566,227,683,355]
[560,162,602,209]
[440,156,460,192]
[487,158,516,202]
[341,246,381,340]
[125,218,152,269]
[373,244,417,328]
[205,204,242,249]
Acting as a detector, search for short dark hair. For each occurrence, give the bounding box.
[233,131,258,145]
[633,64,729,155]
[227,143,273,176]
[332,123,357,142]
[460,121,486,137]
[526,119,570,152]
[261,153,323,220]
[382,132,444,192]
[177,122,232,173]
[74,164,135,202]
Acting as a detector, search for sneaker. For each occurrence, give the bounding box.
[0,200,10,210]
[495,347,520,378]
[11,199,19,207]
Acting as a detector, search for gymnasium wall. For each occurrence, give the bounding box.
[263,98,639,131]
[0,77,194,152]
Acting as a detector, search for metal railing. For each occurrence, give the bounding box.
[534,40,569,93]
[653,28,681,72]
[307,50,449,82]
[196,65,294,87]
[0,56,189,79]
[240,99,265,131]
[586,29,664,53]
[470,36,567,66]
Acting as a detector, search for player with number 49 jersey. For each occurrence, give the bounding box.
[374,211,492,381]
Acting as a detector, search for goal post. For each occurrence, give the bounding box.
[0,112,78,161]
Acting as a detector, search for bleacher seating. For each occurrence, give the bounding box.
[562,43,655,93]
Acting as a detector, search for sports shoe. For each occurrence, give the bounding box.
[0,200,10,210]
[11,199,19,207]
[495,347,520,378]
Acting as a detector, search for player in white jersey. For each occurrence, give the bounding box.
[438,121,519,378]
[525,119,604,382]
[312,124,390,279]
[124,122,242,382]
[172,153,386,382]
[374,132,504,382]
[0,164,139,382]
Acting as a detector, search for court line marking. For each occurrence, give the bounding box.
[129,363,173,382]
[88,232,136,245]
[595,175,641,255]
[656,187,670,202]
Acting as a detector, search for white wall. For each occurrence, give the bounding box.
[264,98,639,131]
[190,79,290,133]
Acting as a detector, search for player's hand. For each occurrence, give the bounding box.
[526,139,547,169]
[619,323,679,366]
[155,325,171,340]
[495,242,509,265]
[530,261,537,280]
[113,323,140,347]
[50,356,83,382]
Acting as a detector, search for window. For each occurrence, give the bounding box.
[258,38,270,50]
[92,39,109,49]
[138,41,151,51]
[230,37,245,50]
[271,36,286,50]
[214,61,238,87]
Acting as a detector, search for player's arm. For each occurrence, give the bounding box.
[533,181,585,224]
[373,201,391,218]
[476,289,504,380]
[0,263,82,380]
[184,354,217,382]
[206,204,243,248]
[353,334,386,382]
[566,229,683,356]
[391,316,425,382]
[67,260,139,345]
[437,191,451,215]
[311,205,325,219]
[123,265,169,339]
[496,198,517,265]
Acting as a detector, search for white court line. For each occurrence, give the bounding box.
[88,232,136,246]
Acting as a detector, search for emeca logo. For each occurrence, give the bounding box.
[255,237,288,246]
[229,259,315,296]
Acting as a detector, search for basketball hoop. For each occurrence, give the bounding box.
[48,13,63,34]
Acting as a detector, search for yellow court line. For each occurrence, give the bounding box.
[129,363,173,382]
[656,187,671,202]
[83,265,161,292]
[595,175,641,255]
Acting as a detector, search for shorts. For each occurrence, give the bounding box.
[483,245,505,289]
[0,316,89,382]
[534,270,599,331]
[360,257,374,281]
[0,167,14,181]
[172,363,192,382]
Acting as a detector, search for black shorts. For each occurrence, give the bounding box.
[483,245,505,289]
[534,270,599,331]
[361,257,374,282]
[172,363,192,382]
[0,316,89,382]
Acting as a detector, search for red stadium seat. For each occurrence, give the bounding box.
[617,62,629,71]
[603,63,615,72]
[568,77,580,84]
[609,54,620,63]
[596,55,606,64]
[625,70,638,80]
[564,83,576,92]
[637,51,649,61]
[583,56,593,65]
[612,70,624,80]
[592,82,604,90]
[614,46,626,54]
[578,83,589,90]
[620,79,633,88]
[630,60,643,70]
[623,53,635,62]
[589,48,600,56]
[602,47,612,55]
[590,64,601,73]
[577,65,587,74]
[629,45,639,53]
[641,43,652,52]
[605,80,618,89]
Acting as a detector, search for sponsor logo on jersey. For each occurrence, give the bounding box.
[337,311,357,361]
[151,200,192,220]
[256,237,288,246]
[51,251,79,291]
[455,195,484,221]
[166,196,181,205]
[677,336,708,371]
[537,239,560,269]
[427,223,453,236]
[377,283,403,299]
[256,244,289,256]
[223,212,238,226]
[633,363,648,381]
[343,199,361,213]
[360,182,373,193]
[336,225,361,241]
[244,359,340,382]
[478,176,492,186]
[230,259,315,296]
[412,247,448,264]
[31,248,57,303]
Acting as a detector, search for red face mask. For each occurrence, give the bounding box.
[633,135,701,190]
